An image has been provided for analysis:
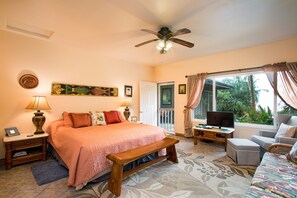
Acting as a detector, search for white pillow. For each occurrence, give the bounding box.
[274,123,297,138]
[89,111,106,126]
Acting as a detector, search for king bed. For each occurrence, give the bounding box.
[46,112,166,190]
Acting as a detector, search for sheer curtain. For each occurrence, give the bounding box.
[184,73,207,137]
[263,62,297,110]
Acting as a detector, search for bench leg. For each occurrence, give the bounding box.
[166,145,178,163]
[108,163,123,197]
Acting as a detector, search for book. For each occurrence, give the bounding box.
[13,151,27,157]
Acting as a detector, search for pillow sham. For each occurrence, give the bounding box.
[62,111,73,127]
[286,141,297,164]
[70,113,91,128]
[104,111,121,124]
[118,111,127,122]
[274,123,297,139]
[89,111,107,126]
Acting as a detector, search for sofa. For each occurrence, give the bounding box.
[251,114,297,157]
[245,143,297,198]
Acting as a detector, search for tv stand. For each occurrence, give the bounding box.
[193,126,234,151]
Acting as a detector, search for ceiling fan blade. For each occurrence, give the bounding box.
[172,28,191,37]
[141,29,162,37]
[170,38,194,48]
[135,39,159,47]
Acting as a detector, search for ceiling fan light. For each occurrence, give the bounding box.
[164,41,172,51]
[157,40,165,48]
[156,45,163,50]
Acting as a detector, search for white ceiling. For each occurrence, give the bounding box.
[1,0,297,66]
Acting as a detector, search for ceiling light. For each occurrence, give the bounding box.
[156,40,172,54]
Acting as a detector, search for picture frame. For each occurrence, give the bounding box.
[5,127,20,137]
[131,116,137,122]
[179,84,186,94]
[124,85,133,97]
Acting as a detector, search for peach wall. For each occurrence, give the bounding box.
[0,30,155,159]
[154,37,297,136]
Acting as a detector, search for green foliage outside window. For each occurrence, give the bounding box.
[214,75,273,125]
[278,105,297,116]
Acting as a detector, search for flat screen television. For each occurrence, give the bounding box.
[207,111,234,128]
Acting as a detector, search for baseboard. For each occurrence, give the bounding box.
[175,132,192,137]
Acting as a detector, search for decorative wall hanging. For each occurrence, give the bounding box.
[124,85,132,97]
[51,83,118,96]
[19,74,39,89]
[179,84,186,94]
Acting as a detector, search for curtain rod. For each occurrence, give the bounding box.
[185,66,264,78]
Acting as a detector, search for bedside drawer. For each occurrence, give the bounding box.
[12,138,42,149]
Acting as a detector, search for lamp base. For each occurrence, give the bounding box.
[123,107,130,121]
[32,110,46,135]
[34,131,45,135]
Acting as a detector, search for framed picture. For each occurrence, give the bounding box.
[5,127,20,137]
[179,84,186,94]
[131,116,137,122]
[124,85,132,97]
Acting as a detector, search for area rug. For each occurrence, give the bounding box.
[87,148,254,198]
[31,160,68,185]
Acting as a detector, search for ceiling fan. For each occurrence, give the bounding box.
[135,27,194,54]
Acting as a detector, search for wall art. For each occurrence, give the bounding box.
[19,74,39,89]
[124,85,132,97]
[179,84,186,94]
[51,83,118,96]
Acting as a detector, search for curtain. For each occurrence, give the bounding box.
[263,62,297,110]
[184,73,207,137]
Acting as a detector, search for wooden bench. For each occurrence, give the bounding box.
[106,137,179,196]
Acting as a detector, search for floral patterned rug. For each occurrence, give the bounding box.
[73,138,256,198]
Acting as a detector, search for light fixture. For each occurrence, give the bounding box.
[26,96,51,134]
[156,40,172,54]
[120,98,131,121]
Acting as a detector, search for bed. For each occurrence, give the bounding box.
[46,115,166,190]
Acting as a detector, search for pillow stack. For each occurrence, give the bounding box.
[62,110,126,128]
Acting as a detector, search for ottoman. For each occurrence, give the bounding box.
[227,138,260,166]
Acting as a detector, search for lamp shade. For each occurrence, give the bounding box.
[26,96,51,110]
[120,98,131,107]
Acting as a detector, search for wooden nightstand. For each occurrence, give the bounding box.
[3,133,48,169]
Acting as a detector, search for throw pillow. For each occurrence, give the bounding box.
[286,141,297,164]
[104,111,121,124]
[89,111,107,126]
[274,123,297,139]
[70,113,91,128]
[62,112,73,127]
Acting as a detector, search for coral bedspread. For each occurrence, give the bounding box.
[47,120,166,188]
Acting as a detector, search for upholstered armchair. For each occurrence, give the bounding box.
[251,114,297,157]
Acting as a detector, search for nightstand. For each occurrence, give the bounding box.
[3,133,48,169]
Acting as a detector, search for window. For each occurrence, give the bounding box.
[193,72,275,125]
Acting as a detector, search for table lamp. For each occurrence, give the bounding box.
[121,98,131,120]
[26,96,51,134]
